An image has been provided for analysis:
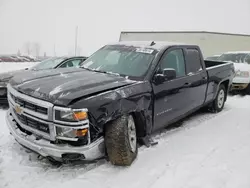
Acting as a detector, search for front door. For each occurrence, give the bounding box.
[152,48,190,131]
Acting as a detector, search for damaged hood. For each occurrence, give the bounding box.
[10,68,136,106]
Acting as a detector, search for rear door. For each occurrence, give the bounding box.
[183,48,208,110]
[152,47,191,131]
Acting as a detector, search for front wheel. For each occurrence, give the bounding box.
[211,84,226,112]
[105,115,138,166]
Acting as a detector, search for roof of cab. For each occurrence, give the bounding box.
[108,41,188,51]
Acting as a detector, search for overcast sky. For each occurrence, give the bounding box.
[0,0,250,56]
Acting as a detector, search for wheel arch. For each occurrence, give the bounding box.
[103,110,149,139]
[219,79,230,101]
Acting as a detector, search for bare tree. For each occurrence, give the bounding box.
[24,42,31,55]
[17,49,21,56]
[33,42,41,57]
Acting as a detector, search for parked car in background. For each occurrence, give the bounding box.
[218,51,250,94]
[205,54,221,61]
[0,56,87,104]
[0,55,37,62]
[6,41,234,166]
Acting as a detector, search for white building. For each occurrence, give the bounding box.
[119,31,250,58]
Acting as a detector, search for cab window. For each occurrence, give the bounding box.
[159,49,186,77]
[185,48,203,74]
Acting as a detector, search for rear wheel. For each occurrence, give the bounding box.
[211,84,226,112]
[105,115,138,166]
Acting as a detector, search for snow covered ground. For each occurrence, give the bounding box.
[1,64,250,188]
[0,62,39,73]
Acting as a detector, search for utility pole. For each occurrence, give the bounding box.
[74,26,78,56]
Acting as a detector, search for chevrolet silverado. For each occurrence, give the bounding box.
[6,41,234,166]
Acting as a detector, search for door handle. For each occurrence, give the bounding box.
[183,82,191,88]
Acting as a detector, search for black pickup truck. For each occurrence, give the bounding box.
[6,41,234,166]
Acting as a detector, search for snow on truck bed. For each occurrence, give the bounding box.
[1,64,250,188]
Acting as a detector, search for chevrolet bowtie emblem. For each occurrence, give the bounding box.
[15,105,23,115]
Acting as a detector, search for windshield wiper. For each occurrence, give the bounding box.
[81,66,106,73]
[81,67,120,76]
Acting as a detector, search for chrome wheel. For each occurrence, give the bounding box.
[127,115,137,153]
[217,89,225,108]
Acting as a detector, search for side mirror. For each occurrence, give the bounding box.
[163,68,176,80]
[154,68,176,84]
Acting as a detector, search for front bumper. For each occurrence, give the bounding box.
[233,76,250,84]
[6,110,105,161]
[231,76,250,91]
[231,83,249,90]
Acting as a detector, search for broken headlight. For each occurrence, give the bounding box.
[55,126,89,142]
[53,107,89,142]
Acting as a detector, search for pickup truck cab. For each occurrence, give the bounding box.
[6,41,234,166]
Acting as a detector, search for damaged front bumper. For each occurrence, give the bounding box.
[6,110,105,161]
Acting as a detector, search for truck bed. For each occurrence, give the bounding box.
[204,60,230,68]
[204,60,235,103]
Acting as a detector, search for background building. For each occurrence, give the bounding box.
[119,31,250,58]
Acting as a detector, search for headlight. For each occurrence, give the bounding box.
[53,107,89,142]
[54,107,88,123]
[236,71,249,77]
[56,126,89,141]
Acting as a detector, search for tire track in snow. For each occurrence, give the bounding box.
[0,97,240,188]
[1,107,231,188]
[55,106,233,188]
[153,105,232,143]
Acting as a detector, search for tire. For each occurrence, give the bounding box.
[105,115,138,166]
[211,84,226,112]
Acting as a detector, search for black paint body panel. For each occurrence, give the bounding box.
[8,42,235,140]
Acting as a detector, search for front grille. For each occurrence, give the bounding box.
[10,93,48,115]
[0,88,7,96]
[13,109,50,134]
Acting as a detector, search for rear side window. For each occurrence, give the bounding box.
[185,48,202,74]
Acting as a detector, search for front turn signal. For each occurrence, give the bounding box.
[75,128,88,137]
[73,111,88,121]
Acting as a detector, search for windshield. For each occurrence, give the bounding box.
[31,57,67,70]
[218,53,250,64]
[80,45,157,77]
